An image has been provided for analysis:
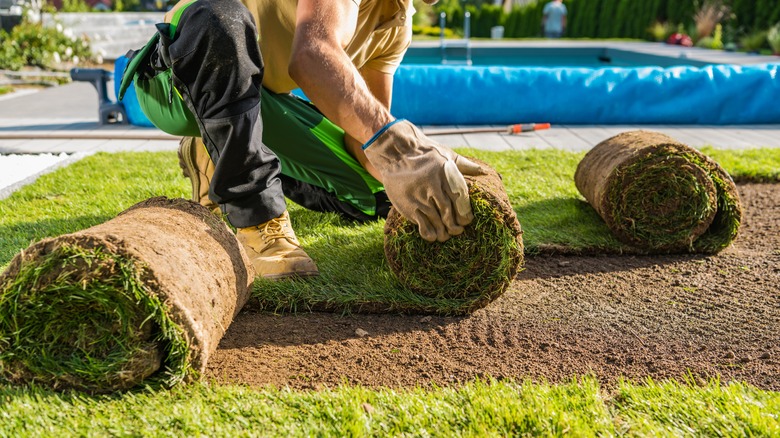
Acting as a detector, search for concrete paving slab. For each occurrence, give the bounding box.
[0,138,35,152]
[535,126,590,151]
[462,131,511,150]
[503,132,556,150]
[2,141,69,154]
[0,152,93,200]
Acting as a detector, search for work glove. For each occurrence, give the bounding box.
[363,119,484,242]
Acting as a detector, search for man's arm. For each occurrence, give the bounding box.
[289,0,394,146]
[343,67,393,181]
[289,0,483,242]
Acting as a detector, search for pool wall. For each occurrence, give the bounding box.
[114,55,780,127]
[390,63,780,125]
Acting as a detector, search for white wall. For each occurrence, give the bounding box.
[42,12,163,60]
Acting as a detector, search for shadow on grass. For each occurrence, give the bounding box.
[0,215,112,268]
[221,208,482,347]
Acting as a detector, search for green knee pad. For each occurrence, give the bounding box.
[118,0,200,137]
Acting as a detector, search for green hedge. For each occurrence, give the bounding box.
[433,0,780,41]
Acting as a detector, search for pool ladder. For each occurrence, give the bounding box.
[439,12,472,66]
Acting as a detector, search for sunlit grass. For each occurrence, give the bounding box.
[1,377,778,436]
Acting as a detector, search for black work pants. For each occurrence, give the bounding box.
[165,0,284,228]
[160,0,389,226]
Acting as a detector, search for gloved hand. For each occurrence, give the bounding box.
[363,119,484,242]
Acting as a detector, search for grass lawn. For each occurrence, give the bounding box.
[1,148,779,315]
[1,377,778,436]
[1,148,779,434]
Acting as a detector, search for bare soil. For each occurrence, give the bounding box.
[207,183,780,391]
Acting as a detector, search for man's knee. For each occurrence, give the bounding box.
[174,1,258,58]
[165,0,263,117]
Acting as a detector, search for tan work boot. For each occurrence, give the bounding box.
[178,137,220,214]
[236,211,319,279]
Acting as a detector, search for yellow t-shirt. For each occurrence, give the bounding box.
[242,0,413,93]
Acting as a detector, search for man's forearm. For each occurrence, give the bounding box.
[289,39,394,145]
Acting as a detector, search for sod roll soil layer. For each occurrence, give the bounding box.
[574,130,741,253]
[0,197,253,392]
[383,160,524,314]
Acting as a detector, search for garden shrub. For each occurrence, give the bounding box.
[60,0,92,13]
[768,23,780,54]
[0,20,92,70]
[412,25,455,38]
[739,29,768,52]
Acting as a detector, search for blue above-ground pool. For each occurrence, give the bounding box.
[393,44,780,125]
[115,45,780,127]
[390,62,780,125]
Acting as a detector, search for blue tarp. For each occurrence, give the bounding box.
[390,63,780,125]
[114,56,155,127]
[116,57,780,126]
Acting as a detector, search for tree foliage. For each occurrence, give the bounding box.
[430,0,780,42]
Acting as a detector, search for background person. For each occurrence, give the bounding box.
[542,0,567,38]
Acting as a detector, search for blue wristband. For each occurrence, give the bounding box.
[362,119,406,150]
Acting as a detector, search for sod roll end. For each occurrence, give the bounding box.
[383,160,524,314]
[574,130,741,253]
[0,197,254,392]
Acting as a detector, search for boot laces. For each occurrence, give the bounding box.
[259,216,298,244]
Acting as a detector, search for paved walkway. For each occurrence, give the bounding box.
[1,82,780,155]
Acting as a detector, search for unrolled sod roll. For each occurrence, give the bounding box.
[383,159,524,314]
[0,197,254,392]
[574,130,741,253]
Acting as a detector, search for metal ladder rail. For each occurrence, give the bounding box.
[439,11,472,66]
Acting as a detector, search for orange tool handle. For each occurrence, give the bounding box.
[507,123,551,134]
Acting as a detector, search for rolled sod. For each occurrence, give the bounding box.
[0,197,253,392]
[383,160,524,314]
[574,130,741,253]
